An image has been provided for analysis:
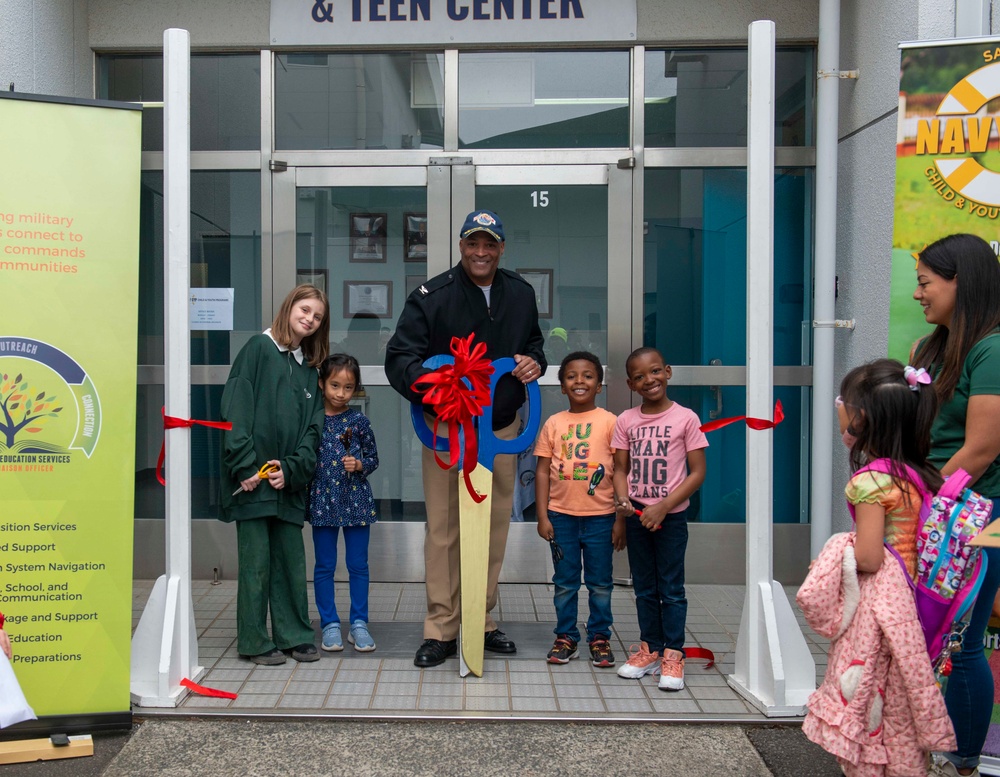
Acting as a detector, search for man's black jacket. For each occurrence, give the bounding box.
[384,263,546,431]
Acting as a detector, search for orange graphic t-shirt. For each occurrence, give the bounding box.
[534,407,617,516]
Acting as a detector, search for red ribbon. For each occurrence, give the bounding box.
[411,334,495,504]
[0,611,4,629]
[181,677,237,700]
[699,399,784,434]
[157,407,233,486]
[684,646,716,668]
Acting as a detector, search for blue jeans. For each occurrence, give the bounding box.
[312,524,371,627]
[549,511,615,643]
[941,499,1000,771]
[624,504,689,653]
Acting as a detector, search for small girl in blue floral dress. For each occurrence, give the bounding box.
[308,354,380,652]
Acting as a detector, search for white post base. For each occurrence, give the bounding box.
[727,580,815,717]
[130,574,203,707]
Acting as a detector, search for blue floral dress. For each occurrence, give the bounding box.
[307,409,379,527]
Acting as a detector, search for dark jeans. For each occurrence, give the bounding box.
[624,503,689,653]
[548,510,615,643]
[941,499,1000,770]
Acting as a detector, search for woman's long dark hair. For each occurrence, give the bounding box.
[840,358,943,496]
[912,234,1000,402]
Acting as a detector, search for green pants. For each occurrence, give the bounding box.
[236,517,314,656]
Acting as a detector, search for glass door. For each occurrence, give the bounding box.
[273,167,442,547]
[461,164,630,582]
[272,163,625,583]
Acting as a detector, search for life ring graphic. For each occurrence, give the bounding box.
[934,61,1000,206]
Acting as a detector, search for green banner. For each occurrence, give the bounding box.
[0,93,141,718]
[893,40,1000,361]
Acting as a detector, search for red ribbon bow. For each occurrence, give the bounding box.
[699,399,784,434]
[157,407,233,486]
[411,334,495,503]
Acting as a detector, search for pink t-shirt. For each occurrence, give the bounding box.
[611,401,709,513]
[534,408,617,516]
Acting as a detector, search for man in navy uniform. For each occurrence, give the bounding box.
[385,210,546,667]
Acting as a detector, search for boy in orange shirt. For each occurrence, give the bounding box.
[534,352,624,666]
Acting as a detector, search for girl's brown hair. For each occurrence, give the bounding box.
[912,234,1000,402]
[270,284,330,367]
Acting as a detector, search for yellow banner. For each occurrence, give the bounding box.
[0,93,141,719]
[892,40,1000,360]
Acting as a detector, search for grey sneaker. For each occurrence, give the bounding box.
[348,620,376,652]
[928,756,979,777]
[321,623,343,652]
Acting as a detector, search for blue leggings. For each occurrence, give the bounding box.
[941,499,1000,771]
[312,524,370,627]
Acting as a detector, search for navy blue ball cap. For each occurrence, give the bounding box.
[459,210,504,242]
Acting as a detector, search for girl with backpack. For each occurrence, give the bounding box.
[800,358,955,775]
[913,234,1000,777]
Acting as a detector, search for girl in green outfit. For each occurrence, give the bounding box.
[220,284,330,665]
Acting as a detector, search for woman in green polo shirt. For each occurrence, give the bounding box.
[913,233,1000,777]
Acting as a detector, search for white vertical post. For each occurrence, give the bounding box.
[727,20,815,717]
[130,28,203,707]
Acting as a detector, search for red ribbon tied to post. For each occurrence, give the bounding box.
[157,407,233,486]
[699,399,784,434]
[411,334,495,504]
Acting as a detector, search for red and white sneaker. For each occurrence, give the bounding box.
[616,641,660,679]
[658,648,685,691]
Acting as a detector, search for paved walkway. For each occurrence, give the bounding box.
[3,720,845,777]
[2,580,844,776]
[131,580,829,720]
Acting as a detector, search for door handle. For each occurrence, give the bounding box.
[709,358,722,419]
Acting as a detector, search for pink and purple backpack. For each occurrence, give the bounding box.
[849,458,993,671]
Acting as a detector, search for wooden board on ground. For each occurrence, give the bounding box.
[0,735,93,765]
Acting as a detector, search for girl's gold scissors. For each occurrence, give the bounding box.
[232,462,280,495]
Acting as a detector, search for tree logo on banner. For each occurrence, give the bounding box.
[0,336,101,463]
[913,60,1000,211]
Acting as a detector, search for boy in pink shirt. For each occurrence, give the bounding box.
[535,352,624,667]
[612,347,708,691]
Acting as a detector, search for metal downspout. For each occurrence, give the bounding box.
[810,0,842,556]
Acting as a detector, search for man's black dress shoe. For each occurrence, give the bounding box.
[484,629,517,654]
[414,638,457,667]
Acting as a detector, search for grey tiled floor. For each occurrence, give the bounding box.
[133,580,828,720]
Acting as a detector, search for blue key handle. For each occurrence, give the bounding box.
[410,355,541,470]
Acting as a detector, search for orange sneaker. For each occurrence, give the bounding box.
[616,641,660,679]
[658,648,685,691]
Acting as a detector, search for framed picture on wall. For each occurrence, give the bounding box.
[349,213,387,263]
[405,274,424,298]
[296,268,328,295]
[404,213,428,261]
[517,268,553,318]
[344,280,393,319]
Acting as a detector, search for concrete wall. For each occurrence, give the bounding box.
[0,0,92,98]
[85,0,816,51]
[830,0,992,532]
[87,0,269,50]
[637,0,818,42]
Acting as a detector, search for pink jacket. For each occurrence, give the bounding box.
[796,532,955,777]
